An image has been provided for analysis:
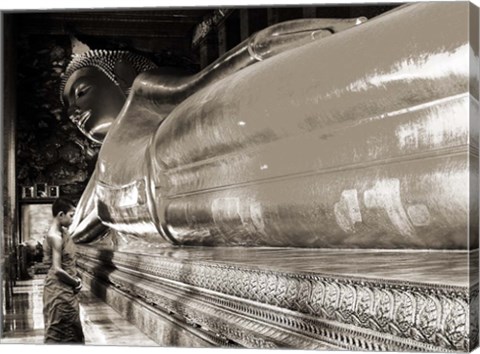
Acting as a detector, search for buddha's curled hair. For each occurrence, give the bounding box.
[60,49,157,105]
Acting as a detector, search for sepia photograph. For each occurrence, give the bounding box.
[1,0,479,352]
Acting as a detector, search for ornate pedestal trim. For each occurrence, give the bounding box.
[76,246,477,351]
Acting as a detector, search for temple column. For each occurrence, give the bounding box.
[239,9,249,41]
[240,9,268,39]
[2,14,18,312]
[198,32,218,69]
[267,8,279,25]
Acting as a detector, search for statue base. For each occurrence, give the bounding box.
[76,245,478,351]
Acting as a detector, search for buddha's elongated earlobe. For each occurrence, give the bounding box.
[114,59,138,97]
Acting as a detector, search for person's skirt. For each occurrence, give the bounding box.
[43,271,84,343]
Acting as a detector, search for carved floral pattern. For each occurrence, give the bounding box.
[77,246,476,352]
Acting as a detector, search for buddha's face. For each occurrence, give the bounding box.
[62,67,126,144]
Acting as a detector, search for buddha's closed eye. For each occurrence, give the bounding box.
[75,86,90,99]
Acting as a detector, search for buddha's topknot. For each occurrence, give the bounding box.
[60,49,157,105]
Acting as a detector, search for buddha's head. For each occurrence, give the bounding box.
[60,50,157,144]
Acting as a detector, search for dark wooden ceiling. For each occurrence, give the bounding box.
[8,4,401,66]
[11,9,215,56]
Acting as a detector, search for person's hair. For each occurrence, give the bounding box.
[52,197,75,217]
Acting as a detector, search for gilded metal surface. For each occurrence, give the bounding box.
[69,16,363,244]
[76,246,478,351]
[71,3,474,249]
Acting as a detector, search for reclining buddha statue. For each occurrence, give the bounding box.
[64,2,477,251]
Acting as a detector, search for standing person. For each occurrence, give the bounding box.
[43,197,84,343]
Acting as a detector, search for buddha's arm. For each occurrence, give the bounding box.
[132,17,366,110]
[69,169,109,243]
[70,208,107,243]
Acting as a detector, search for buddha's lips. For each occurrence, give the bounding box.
[77,110,91,129]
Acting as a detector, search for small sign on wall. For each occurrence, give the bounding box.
[21,184,60,199]
[35,183,48,198]
[48,186,59,198]
[21,186,35,199]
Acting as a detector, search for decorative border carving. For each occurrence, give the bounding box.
[77,246,476,351]
[192,9,233,47]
